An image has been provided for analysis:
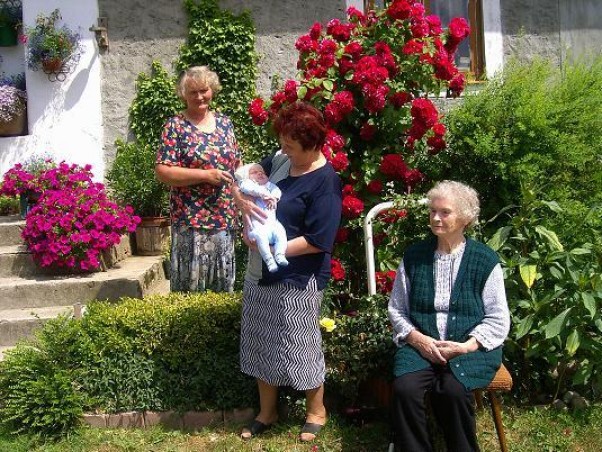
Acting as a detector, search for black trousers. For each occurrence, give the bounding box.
[392,366,479,452]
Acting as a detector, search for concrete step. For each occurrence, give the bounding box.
[0,306,73,346]
[0,255,166,310]
[0,237,132,278]
[0,215,24,247]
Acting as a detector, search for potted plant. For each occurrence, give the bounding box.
[0,72,27,136]
[105,139,170,255]
[0,0,21,47]
[20,162,140,272]
[24,9,82,73]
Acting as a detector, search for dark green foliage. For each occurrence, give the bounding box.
[177,0,276,162]
[483,187,602,402]
[0,345,84,438]
[322,294,396,403]
[105,139,170,217]
[430,57,602,246]
[128,61,183,149]
[0,194,18,215]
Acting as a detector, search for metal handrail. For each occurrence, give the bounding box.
[363,198,428,296]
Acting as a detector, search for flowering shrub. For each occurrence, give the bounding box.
[24,9,82,71]
[248,1,469,300]
[0,160,140,271]
[0,84,26,123]
[23,184,139,271]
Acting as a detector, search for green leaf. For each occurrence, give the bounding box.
[534,225,564,251]
[514,315,534,340]
[487,226,511,251]
[565,329,580,356]
[541,200,563,213]
[322,79,334,91]
[297,86,307,100]
[569,247,591,255]
[519,264,537,289]
[582,292,597,318]
[544,308,571,339]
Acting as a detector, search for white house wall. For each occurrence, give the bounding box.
[0,0,104,180]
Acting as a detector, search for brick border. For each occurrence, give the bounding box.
[82,408,254,430]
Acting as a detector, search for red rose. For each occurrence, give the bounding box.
[295,34,318,53]
[344,41,363,59]
[360,123,377,141]
[366,180,383,194]
[331,258,346,281]
[448,17,470,42]
[309,22,322,40]
[390,91,412,109]
[449,73,466,97]
[248,98,269,126]
[284,80,299,102]
[375,270,397,294]
[426,15,442,35]
[402,39,425,55]
[342,184,356,196]
[335,227,350,243]
[331,151,350,172]
[379,154,408,180]
[342,195,364,218]
[387,0,412,21]
[347,6,365,24]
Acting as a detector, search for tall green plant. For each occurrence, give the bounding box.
[177,0,275,162]
[484,186,602,402]
[431,57,602,247]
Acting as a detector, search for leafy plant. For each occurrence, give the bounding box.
[484,186,602,402]
[0,0,21,29]
[24,9,82,71]
[0,193,18,215]
[105,139,170,217]
[432,57,602,248]
[0,84,25,123]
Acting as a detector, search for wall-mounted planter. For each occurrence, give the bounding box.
[0,109,27,137]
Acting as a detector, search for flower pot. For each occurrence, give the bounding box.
[41,57,64,73]
[135,216,170,256]
[19,190,40,219]
[0,24,18,46]
[0,109,27,137]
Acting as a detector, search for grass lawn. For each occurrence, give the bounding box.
[0,404,600,451]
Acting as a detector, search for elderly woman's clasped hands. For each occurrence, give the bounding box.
[407,329,480,365]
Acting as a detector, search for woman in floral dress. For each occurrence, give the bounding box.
[156,66,240,292]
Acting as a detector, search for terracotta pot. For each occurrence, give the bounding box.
[41,58,64,72]
[0,109,27,137]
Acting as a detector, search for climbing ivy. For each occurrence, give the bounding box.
[126,0,275,161]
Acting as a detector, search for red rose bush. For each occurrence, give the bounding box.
[248,1,469,300]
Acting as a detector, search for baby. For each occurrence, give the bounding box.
[235,163,289,272]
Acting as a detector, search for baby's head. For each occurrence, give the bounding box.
[235,163,268,185]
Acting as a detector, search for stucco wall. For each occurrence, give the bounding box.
[0,0,103,179]
[98,0,348,165]
[500,0,602,66]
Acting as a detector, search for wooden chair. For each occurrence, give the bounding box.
[473,364,513,452]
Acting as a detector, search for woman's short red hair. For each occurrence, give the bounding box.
[272,102,327,151]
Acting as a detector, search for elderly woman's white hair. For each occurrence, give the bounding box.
[176,66,222,100]
[427,180,480,228]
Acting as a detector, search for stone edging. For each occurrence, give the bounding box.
[83,408,254,429]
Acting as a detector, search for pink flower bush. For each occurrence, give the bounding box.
[13,162,140,272]
[248,1,469,298]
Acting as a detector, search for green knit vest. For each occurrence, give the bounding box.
[393,237,503,390]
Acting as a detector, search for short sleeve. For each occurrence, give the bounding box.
[303,176,342,252]
[156,116,182,167]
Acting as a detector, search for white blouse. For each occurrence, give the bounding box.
[388,242,511,351]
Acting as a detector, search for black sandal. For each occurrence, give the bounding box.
[240,419,272,440]
[299,422,324,441]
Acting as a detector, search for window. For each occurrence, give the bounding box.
[363,0,485,79]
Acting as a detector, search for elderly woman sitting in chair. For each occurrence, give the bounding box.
[388,180,510,452]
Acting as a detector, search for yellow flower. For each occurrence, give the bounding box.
[319,317,336,333]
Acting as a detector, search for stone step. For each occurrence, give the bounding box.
[0,215,24,247]
[0,255,166,310]
[0,237,132,278]
[0,305,74,346]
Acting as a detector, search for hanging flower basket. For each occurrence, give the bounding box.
[24,8,82,80]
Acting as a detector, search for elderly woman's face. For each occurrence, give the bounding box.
[429,196,469,239]
[184,80,213,112]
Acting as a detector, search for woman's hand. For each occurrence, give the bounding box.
[406,330,447,365]
[434,337,479,361]
[232,184,267,223]
[205,169,233,187]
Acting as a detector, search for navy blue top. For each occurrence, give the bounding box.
[258,157,342,290]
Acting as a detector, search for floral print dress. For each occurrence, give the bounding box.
[157,112,241,292]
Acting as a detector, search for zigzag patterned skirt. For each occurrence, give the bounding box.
[240,277,325,391]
